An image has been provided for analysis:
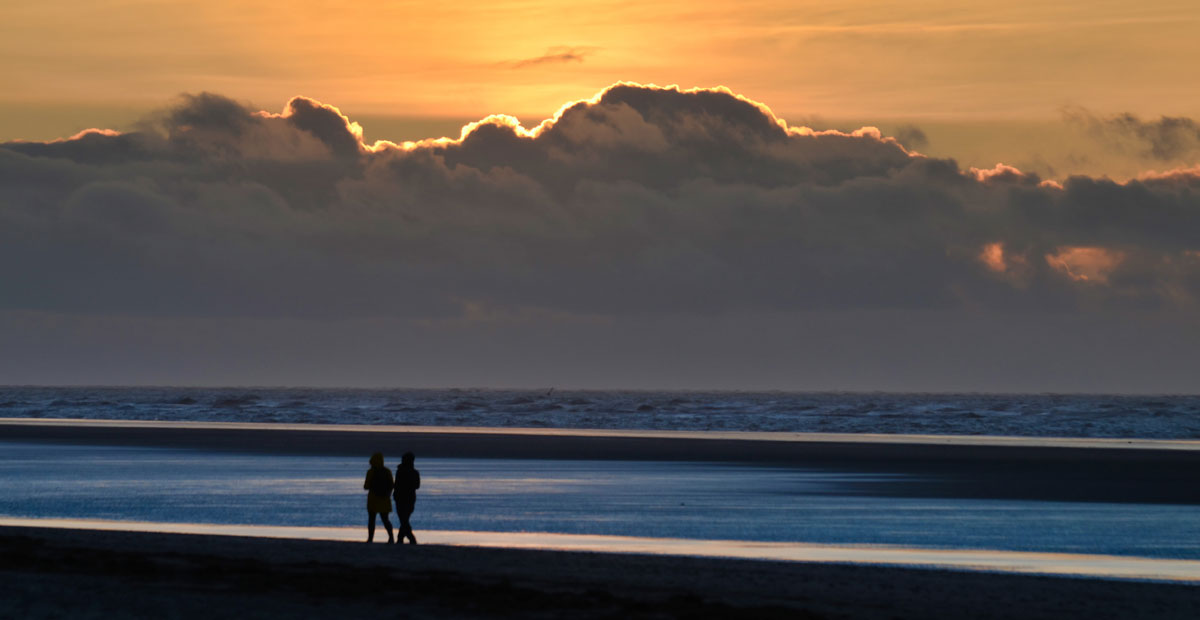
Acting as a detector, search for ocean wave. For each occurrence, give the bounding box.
[1,387,1199,439]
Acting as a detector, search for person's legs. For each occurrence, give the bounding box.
[398,505,417,544]
[367,512,377,542]
[382,514,394,543]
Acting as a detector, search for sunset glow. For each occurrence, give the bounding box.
[1045,247,1126,283]
[4,1,1200,391]
[10,6,1200,619]
[5,2,1200,123]
[980,243,1008,273]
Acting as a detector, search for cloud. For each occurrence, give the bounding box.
[1063,106,1200,162]
[891,124,928,151]
[507,46,599,69]
[3,83,1200,324]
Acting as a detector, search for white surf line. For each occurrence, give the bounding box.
[5,517,1200,583]
[4,417,1200,451]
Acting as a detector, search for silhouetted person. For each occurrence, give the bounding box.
[393,451,421,544]
[364,452,394,543]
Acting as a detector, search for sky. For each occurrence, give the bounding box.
[2,1,1200,391]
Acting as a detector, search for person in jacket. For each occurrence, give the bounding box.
[364,452,394,543]
[393,451,421,545]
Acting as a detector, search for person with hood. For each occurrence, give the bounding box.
[393,451,421,545]
[363,452,394,543]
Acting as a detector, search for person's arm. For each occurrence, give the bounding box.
[414,471,421,490]
[364,470,371,490]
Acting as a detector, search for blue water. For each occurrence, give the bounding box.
[3,386,1200,438]
[5,441,1200,560]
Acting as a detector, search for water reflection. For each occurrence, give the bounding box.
[2,442,1200,561]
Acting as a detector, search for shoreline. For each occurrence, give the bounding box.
[8,416,1200,450]
[8,517,1200,584]
[5,418,1200,504]
[5,525,1200,619]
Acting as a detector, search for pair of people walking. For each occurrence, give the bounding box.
[364,451,420,544]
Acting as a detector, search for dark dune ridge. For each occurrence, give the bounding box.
[4,419,1200,504]
[3,525,1199,619]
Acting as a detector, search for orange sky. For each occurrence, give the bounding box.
[4,0,1200,180]
[4,0,1199,124]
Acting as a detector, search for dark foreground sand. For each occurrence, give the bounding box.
[3,526,1200,619]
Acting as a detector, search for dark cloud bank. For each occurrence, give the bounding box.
[3,85,1200,391]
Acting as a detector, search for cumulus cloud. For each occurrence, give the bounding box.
[3,83,1200,323]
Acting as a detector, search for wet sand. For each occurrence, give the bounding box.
[4,525,1200,619]
[9,518,1200,583]
[4,418,1200,504]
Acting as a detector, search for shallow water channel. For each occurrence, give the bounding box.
[3,441,1200,569]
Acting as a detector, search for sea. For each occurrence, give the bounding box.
[3,386,1200,438]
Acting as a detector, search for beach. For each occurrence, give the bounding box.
[6,525,1200,619]
[4,419,1200,617]
[0,522,1195,618]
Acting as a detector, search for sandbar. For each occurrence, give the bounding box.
[4,418,1200,504]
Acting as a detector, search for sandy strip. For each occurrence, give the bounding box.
[6,517,1200,584]
[4,418,1200,504]
[3,524,1199,619]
